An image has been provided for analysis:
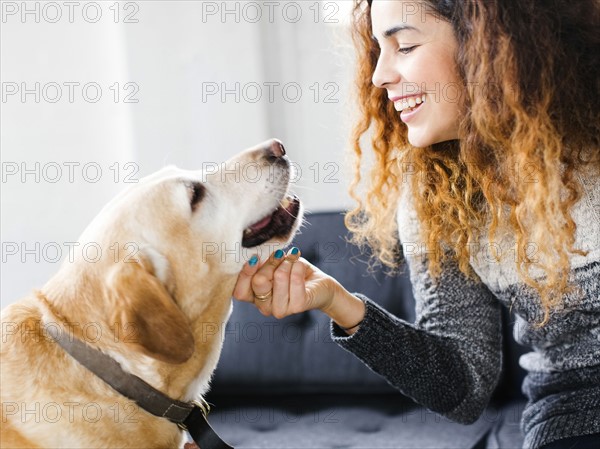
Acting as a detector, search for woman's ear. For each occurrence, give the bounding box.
[107,249,195,364]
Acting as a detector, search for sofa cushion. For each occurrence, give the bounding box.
[206,394,497,449]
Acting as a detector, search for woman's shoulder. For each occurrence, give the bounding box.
[396,184,422,253]
[575,165,600,202]
[571,166,600,253]
[396,165,600,274]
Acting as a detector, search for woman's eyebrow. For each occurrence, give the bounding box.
[373,24,420,43]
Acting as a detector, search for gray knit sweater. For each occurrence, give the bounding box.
[332,169,600,449]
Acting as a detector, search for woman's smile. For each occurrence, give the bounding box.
[371,0,461,147]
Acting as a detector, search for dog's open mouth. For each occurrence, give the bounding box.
[242,195,301,248]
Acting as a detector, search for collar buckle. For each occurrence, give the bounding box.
[193,398,211,417]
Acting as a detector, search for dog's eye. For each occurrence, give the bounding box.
[187,182,205,211]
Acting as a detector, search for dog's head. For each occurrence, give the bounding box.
[62,139,302,364]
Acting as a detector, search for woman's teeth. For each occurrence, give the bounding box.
[395,94,426,112]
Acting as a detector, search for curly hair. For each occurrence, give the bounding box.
[345,0,600,325]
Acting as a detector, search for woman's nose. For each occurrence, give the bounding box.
[372,53,401,89]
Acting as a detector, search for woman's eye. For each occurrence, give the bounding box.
[398,45,417,54]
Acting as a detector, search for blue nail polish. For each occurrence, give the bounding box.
[249,255,258,266]
[291,247,299,255]
[274,249,284,259]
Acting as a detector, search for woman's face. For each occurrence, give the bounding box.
[370,0,462,147]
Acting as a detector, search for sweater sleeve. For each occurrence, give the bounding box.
[331,254,503,424]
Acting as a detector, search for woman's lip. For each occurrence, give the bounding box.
[389,94,424,102]
[400,101,423,123]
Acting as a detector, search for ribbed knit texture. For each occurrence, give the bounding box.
[332,170,600,449]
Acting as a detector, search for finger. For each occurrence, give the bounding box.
[232,255,261,302]
[271,250,300,318]
[251,248,286,298]
[286,246,301,263]
[288,258,309,314]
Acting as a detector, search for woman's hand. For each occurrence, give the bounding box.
[233,247,366,333]
[233,248,337,318]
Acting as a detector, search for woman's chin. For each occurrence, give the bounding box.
[407,128,459,149]
[407,130,433,149]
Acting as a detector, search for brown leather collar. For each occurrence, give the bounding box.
[39,293,233,449]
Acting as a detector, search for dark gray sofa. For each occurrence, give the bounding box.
[205,211,529,449]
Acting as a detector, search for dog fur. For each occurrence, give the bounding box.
[1,140,302,448]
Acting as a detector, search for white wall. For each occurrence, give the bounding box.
[1,1,358,304]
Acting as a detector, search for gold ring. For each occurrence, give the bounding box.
[254,290,272,302]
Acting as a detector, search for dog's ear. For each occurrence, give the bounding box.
[107,249,195,364]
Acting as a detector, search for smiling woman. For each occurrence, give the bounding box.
[341,0,600,448]
[233,1,600,448]
[347,0,600,323]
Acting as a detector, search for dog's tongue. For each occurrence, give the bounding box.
[249,214,272,233]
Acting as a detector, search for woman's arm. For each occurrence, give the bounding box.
[330,254,503,424]
[232,247,503,424]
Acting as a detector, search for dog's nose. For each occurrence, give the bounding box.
[266,139,286,159]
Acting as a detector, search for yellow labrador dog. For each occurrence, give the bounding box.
[1,139,302,448]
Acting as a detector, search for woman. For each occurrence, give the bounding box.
[233,1,600,448]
